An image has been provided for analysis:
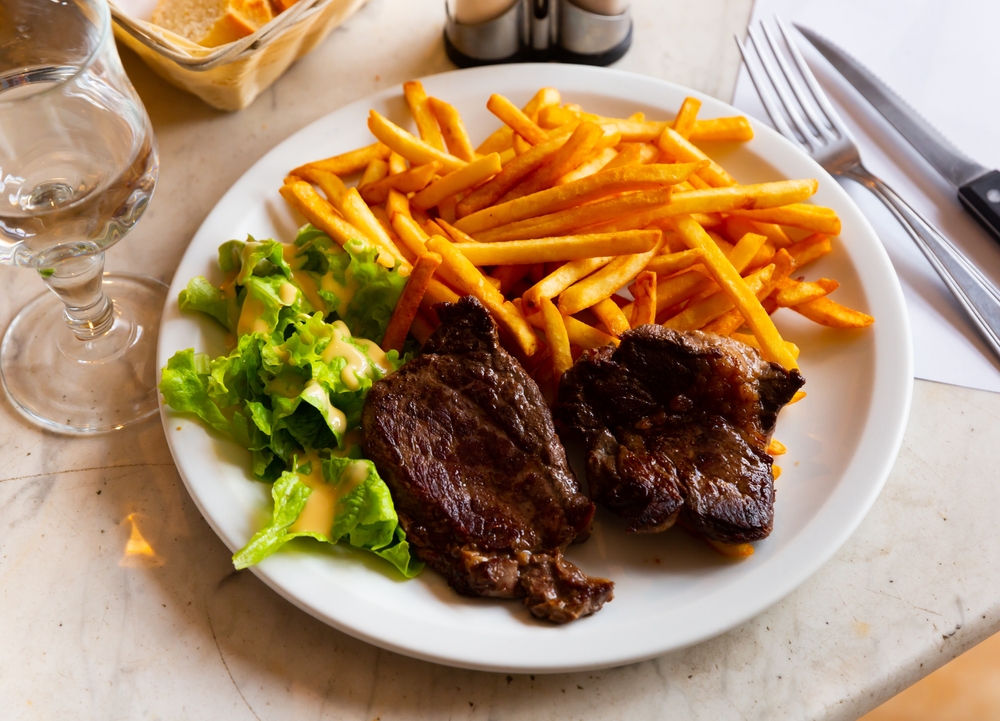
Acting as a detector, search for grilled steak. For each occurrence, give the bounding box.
[558,326,804,543]
[362,296,613,623]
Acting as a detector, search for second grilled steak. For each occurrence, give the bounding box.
[558,326,804,543]
[362,296,613,623]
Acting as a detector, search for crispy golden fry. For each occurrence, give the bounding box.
[673,215,797,369]
[411,153,502,210]
[291,141,390,177]
[476,88,562,155]
[594,128,623,151]
[522,256,614,313]
[492,264,532,294]
[646,250,701,276]
[422,277,460,308]
[557,147,618,185]
[427,97,477,162]
[558,233,664,316]
[279,181,392,265]
[787,233,833,267]
[629,270,657,327]
[731,332,801,360]
[358,158,389,188]
[293,167,347,208]
[689,116,754,142]
[389,152,408,175]
[454,229,659,266]
[390,212,431,259]
[670,178,819,213]
[658,126,736,187]
[403,81,446,152]
[499,122,605,203]
[774,277,839,307]
[792,297,875,328]
[382,252,442,352]
[359,161,440,204]
[789,390,806,404]
[523,87,561,119]
[368,110,466,173]
[498,147,517,165]
[512,133,531,155]
[423,219,447,237]
[457,128,574,217]
[435,218,479,245]
[592,297,631,337]
[539,296,574,381]
[703,248,796,335]
[386,188,411,220]
[726,203,842,236]
[457,163,701,235]
[340,187,410,269]
[426,235,538,355]
[723,215,792,248]
[409,311,435,344]
[707,539,755,558]
[475,187,673,243]
[521,302,620,349]
[746,240,777,270]
[478,125,515,156]
[662,264,774,331]
[673,97,701,139]
[603,143,647,170]
[487,93,549,145]
[438,194,459,224]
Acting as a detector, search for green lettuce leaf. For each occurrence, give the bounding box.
[178,277,240,332]
[159,349,231,436]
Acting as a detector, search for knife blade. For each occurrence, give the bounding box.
[795,23,1000,242]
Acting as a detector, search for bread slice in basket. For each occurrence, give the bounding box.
[151,0,275,47]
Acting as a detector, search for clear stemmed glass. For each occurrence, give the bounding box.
[0,0,166,433]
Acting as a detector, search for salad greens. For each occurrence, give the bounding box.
[160,225,421,577]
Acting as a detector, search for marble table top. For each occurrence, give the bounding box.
[3,1,999,718]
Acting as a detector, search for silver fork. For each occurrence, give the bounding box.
[736,17,1000,361]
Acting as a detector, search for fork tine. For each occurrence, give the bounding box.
[759,20,837,143]
[778,17,852,140]
[746,24,818,149]
[734,34,802,148]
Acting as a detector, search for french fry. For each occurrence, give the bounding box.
[359,161,440,204]
[279,181,390,264]
[792,297,874,328]
[435,218,479,245]
[498,147,517,165]
[477,125,514,156]
[557,147,618,185]
[358,158,389,187]
[726,203,842,236]
[592,297,631,337]
[644,248,703,275]
[487,93,549,145]
[474,187,673,243]
[381,252,443,352]
[672,97,701,139]
[789,390,806,404]
[428,96,477,162]
[558,233,664,315]
[422,277,461,308]
[388,152,408,176]
[522,256,614,313]
[673,215,797,369]
[773,277,839,307]
[731,332,800,360]
[537,105,582,129]
[513,133,532,155]
[452,229,660,266]
[403,80,445,151]
[662,264,774,331]
[409,311,435,344]
[368,110,466,173]
[658,126,736,187]
[294,167,347,208]
[492,264,533,294]
[629,270,657,327]
[703,249,796,335]
[340,187,410,269]
[386,188,411,220]
[689,116,754,142]
[723,215,793,249]
[457,128,574,217]
[438,194,459,224]
[423,219,447,238]
[707,539,755,558]
[787,233,833,267]
[539,296,573,382]
[522,87,561,120]
[456,163,702,235]
[426,235,538,355]
[522,302,620,349]
[411,153,502,210]
[291,141,390,177]
[390,212,430,259]
[602,143,648,170]
[670,179,819,214]
[498,122,605,203]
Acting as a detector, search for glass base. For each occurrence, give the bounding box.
[1,272,168,434]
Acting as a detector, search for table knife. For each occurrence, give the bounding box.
[796,24,1000,242]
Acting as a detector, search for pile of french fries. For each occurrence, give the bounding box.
[281,80,874,407]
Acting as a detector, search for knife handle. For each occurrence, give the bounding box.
[959,169,1000,242]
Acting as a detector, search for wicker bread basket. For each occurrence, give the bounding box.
[111,0,369,111]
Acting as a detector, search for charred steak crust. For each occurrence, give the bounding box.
[557,326,805,543]
[362,296,613,623]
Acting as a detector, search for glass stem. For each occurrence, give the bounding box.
[39,246,114,341]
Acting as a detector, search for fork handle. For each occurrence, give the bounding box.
[845,166,1000,361]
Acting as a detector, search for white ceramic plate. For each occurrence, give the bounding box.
[157,64,912,673]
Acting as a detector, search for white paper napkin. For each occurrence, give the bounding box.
[732,0,1000,393]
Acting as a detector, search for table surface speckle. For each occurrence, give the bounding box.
[3,1,999,719]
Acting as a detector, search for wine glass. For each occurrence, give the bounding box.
[0,0,166,433]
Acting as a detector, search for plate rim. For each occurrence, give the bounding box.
[157,62,914,673]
